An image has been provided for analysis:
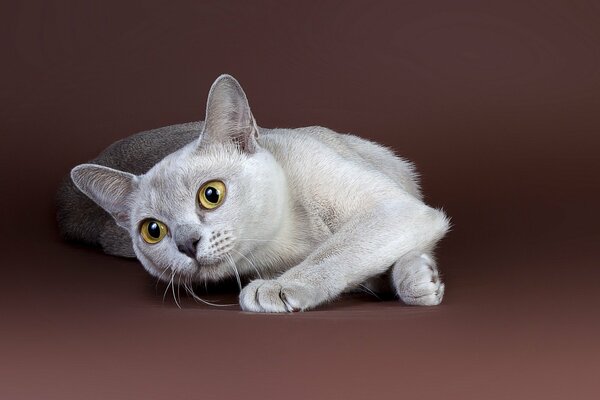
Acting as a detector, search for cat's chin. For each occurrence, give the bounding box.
[146,258,223,283]
[189,257,231,280]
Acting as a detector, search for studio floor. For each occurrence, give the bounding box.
[4,220,599,399]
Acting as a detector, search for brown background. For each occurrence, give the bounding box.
[1,1,599,399]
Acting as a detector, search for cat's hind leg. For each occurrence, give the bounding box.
[99,219,136,258]
[392,251,444,306]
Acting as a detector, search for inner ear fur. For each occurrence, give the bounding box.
[70,163,138,228]
[199,74,259,153]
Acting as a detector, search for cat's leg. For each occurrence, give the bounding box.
[239,200,449,312]
[392,251,444,306]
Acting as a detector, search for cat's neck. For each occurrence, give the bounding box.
[233,155,314,277]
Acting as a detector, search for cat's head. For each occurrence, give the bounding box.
[71,75,288,283]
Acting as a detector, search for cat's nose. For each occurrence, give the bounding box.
[176,237,200,258]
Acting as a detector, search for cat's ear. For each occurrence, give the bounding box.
[70,164,138,228]
[199,74,259,153]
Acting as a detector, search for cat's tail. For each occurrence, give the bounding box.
[55,173,136,258]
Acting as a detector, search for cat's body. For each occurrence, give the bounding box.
[58,75,449,312]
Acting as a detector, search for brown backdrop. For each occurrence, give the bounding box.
[1,1,599,399]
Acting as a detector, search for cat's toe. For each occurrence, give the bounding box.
[394,253,445,306]
[402,281,445,306]
[239,279,292,313]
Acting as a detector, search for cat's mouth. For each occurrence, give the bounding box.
[193,258,220,269]
[193,241,236,271]
[155,258,223,281]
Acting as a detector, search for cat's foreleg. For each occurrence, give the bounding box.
[239,200,449,312]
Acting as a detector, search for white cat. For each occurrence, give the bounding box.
[64,74,450,312]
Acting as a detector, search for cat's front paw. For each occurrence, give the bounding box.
[393,253,445,306]
[239,279,316,313]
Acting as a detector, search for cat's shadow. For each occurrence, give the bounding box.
[144,275,395,312]
[146,276,242,310]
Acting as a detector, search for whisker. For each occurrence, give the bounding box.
[177,275,183,309]
[163,270,174,303]
[231,248,262,279]
[226,254,243,292]
[155,266,169,289]
[359,283,382,300]
[185,281,237,307]
[182,279,191,297]
[171,273,181,309]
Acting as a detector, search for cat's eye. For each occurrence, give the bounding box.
[140,219,168,244]
[198,180,226,209]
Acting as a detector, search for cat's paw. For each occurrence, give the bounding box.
[393,253,445,306]
[239,279,316,313]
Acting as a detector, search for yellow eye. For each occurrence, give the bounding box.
[198,180,226,209]
[140,219,168,244]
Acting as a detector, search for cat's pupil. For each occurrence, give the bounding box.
[147,222,161,238]
[205,187,220,203]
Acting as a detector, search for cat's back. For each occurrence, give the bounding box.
[259,126,422,200]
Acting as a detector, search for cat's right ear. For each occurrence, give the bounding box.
[199,74,259,153]
[70,164,138,228]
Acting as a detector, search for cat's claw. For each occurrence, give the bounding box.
[394,253,445,306]
[239,279,314,313]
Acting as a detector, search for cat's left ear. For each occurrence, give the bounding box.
[70,164,138,229]
[199,74,259,153]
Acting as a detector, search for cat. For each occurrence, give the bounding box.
[56,74,450,312]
